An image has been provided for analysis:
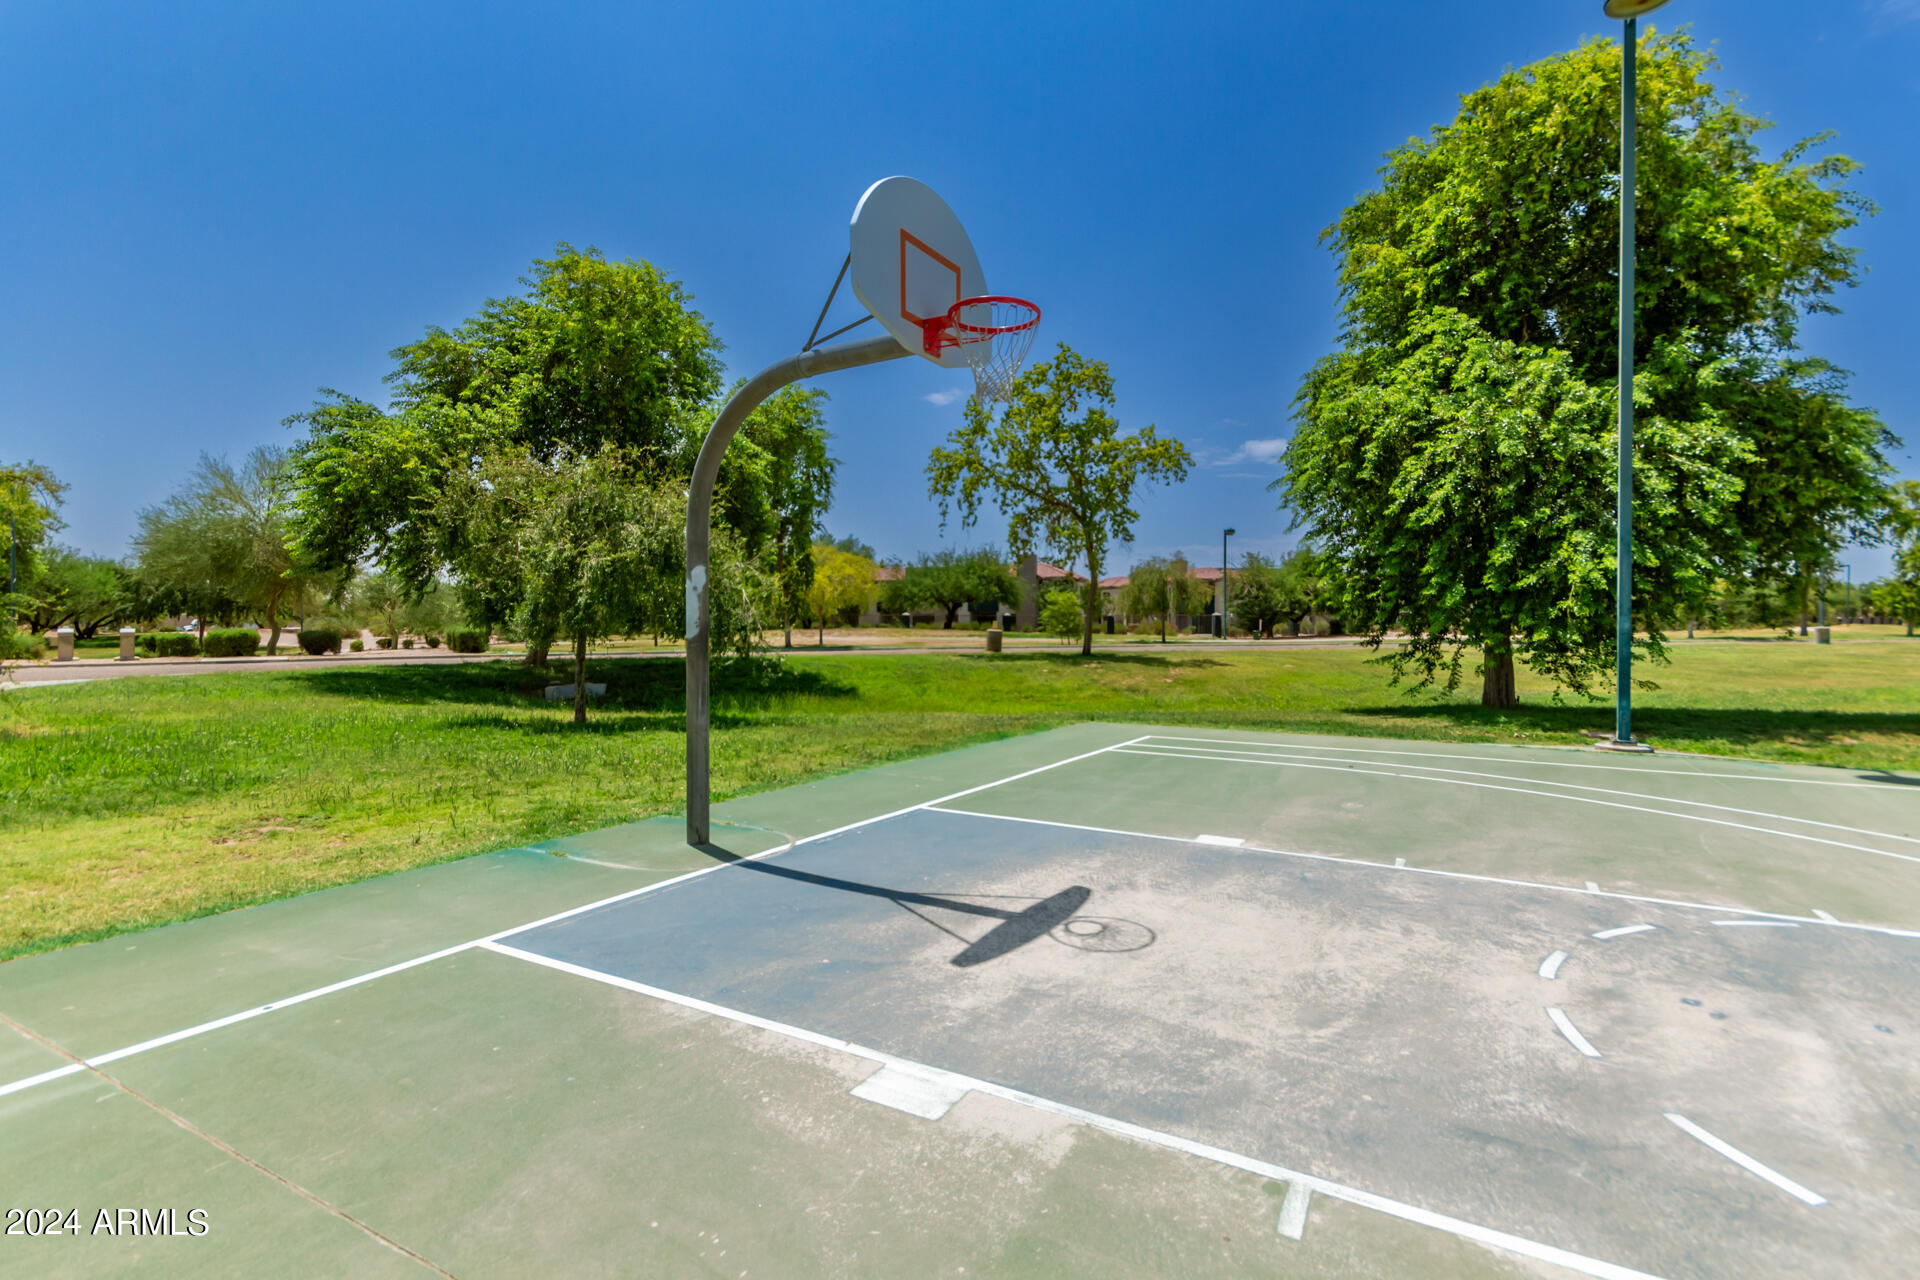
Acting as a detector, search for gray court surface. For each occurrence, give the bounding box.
[510,805,1920,1280]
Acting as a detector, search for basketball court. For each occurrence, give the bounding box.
[5,722,1917,1278]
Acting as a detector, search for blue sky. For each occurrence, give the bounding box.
[3,0,1914,582]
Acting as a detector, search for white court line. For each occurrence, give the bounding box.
[1135,739,1920,848]
[1547,1007,1603,1058]
[1712,920,1800,928]
[1110,747,1920,867]
[921,806,1920,938]
[1586,882,1602,893]
[1195,834,1246,847]
[1593,924,1657,940]
[481,941,1665,1280]
[1539,951,1568,980]
[1395,857,1407,868]
[0,735,1150,1104]
[1138,734,1920,792]
[1663,1113,1827,1207]
[1812,909,1839,924]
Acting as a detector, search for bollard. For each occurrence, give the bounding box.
[986,627,1002,653]
[118,626,136,661]
[1814,626,1831,645]
[56,627,75,661]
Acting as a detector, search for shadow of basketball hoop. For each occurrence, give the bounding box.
[695,844,1154,967]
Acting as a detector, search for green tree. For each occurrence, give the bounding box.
[1039,587,1084,642]
[1280,33,1892,707]
[885,548,1017,629]
[927,345,1191,656]
[706,387,836,648]
[133,448,312,652]
[804,543,876,644]
[1121,556,1212,642]
[288,245,726,665]
[25,548,124,637]
[1227,553,1283,639]
[2,461,67,623]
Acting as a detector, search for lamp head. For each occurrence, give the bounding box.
[1603,0,1672,17]
[1225,527,1237,537]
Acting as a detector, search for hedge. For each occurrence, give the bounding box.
[203,628,261,658]
[375,636,396,650]
[297,628,342,655]
[349,639,364,651]
[445,628,489,653]
[138,632,200,658]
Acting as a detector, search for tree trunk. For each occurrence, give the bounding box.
[1481,642,1518,709]
[943,604,958,629]
[572,631,588,725]
[266,583,283,656]
[1081,539,1099,657]
[524,642,550,666]
[1798,576,1809,636]
[783,621,792,649]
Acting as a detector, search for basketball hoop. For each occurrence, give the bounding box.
[922,295,1041,403]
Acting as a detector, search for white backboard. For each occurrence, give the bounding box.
[849,176,986,368]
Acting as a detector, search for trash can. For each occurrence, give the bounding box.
[118,626,137,661]
[1814,626,1831,645]
[1104,616,1115,635]
[986,628,1003,653]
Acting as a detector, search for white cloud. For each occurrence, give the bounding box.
[923,388,966,406]
[1202,436,1289,467]
[1875,0,1920,27]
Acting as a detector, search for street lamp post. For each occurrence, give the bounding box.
[1600,0,1670,754]
[1219,527,1235,638]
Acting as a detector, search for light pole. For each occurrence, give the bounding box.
[1600,0,1670,754]
[1220,527,1235,638]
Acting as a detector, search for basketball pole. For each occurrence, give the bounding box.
[685,333,913,847]
[1605,12,1654,753]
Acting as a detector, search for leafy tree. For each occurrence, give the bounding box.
[883,548,1016,629]
[1039,587,1084,642]
[1227,554,1283,639]
[706,387,835,648]
[1878,482,1920,637]
[804,543,876,644]
[2,461,67,622]
[24,548,124,637]
[824,532,877,560]
[927,345,1191,656]
[133,448,313,652]
[1280,33,1891,707]
[1121,556,1212,642]
[440,447,764,720]
[288,245,726,665]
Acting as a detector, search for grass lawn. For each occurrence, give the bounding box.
[5,639,1919,960]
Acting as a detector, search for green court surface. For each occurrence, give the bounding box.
[3,723,1917,1278]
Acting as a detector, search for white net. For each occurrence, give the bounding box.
[946,297,1040,403]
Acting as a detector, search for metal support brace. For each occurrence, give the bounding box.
[684,333,914,846]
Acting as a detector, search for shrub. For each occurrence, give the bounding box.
[401,637,414,649]
[139,632,200,657]
[2,629,48,661]
[425,634,442,649]
[203,628,261,658]
[376,636,396,650]
[349,638,364,652]
[297,628,342,656]
[445,628,489,653]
